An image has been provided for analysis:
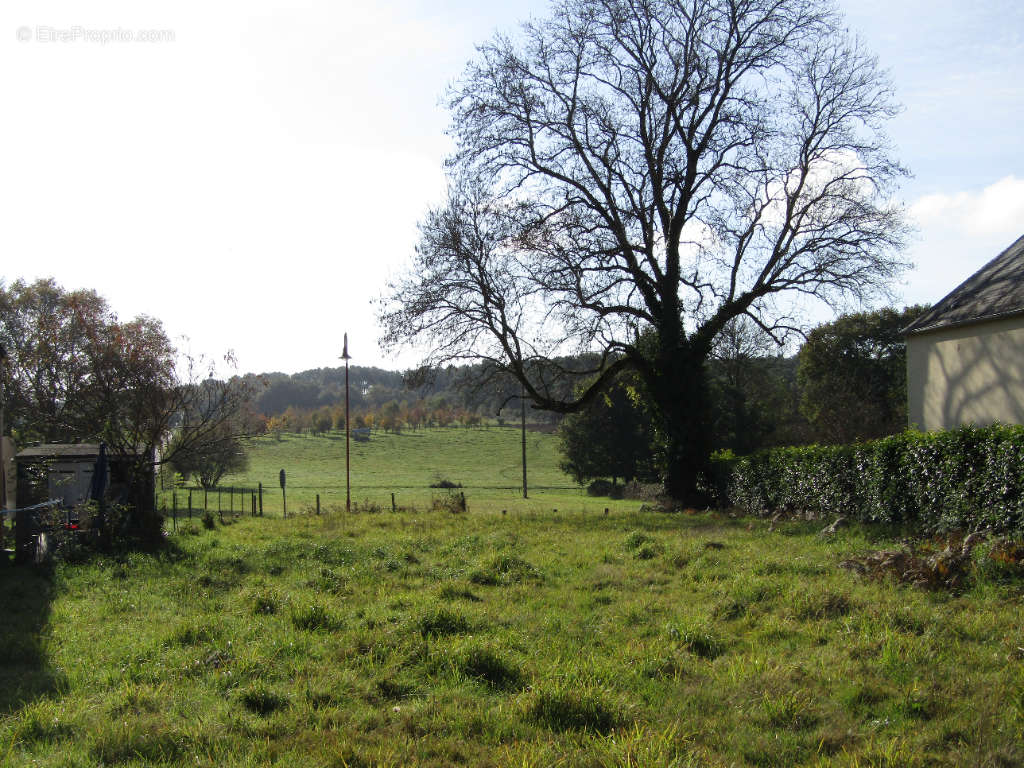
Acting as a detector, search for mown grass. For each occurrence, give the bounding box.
[2,505,1023,767]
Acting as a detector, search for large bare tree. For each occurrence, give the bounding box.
[380,0,910,502]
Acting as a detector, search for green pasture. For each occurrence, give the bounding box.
[159,428,619,516]
[3,427,1023,767]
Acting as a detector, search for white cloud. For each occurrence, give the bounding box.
[911,176,1024,239]
[901,176,1024,307]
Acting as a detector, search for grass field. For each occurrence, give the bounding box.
[159,428,616,516]
[4,429,1024,767]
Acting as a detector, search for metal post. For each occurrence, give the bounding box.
[341,333,352,514]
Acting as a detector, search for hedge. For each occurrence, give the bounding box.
[715,424,1024,533]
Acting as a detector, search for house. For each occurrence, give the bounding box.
[904,233,1024,431]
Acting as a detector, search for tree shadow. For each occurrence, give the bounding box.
[0,559,61,712]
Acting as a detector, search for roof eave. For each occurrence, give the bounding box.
[904,306,1024,337]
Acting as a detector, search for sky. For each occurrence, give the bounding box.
[2,0,1022,376]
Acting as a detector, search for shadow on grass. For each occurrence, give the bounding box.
[0,558,61,712]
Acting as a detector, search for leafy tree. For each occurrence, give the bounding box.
[558,375,657,486]
[331,405,346,432]
[168,419,249,488]
[0,278,256,528]
[708,318,809,454]
[797,306,928,443]
[311,407,333,436]
[266,415,287,441]
[380,0,909,503]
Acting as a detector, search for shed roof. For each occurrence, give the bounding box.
[17,443,102,459]
[904,233,1024,336]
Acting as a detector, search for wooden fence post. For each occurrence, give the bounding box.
[316,494,320,515]
[258,482,263,516]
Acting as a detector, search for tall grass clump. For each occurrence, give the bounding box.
[525,682,621,734]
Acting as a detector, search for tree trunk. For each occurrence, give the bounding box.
[647,346,713,507]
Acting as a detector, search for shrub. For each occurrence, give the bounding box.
[720,424,1024,533]
[432,491,467,514]
[586,479,624,499]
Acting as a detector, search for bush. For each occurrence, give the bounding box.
[431,491,467,514]
[720,424,1024,533]
[586,479,624,499]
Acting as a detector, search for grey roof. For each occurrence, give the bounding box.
[904,233,1024,335]
[16,443,148,460]
[17,443,102,459]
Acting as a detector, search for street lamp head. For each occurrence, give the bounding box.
[340,333,351,361]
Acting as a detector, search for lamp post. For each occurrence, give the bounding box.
[340,334,351,514]
[0,344,6,553]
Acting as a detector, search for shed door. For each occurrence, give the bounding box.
[48,462,94,507]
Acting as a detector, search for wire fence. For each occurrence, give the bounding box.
[156,479,583,528]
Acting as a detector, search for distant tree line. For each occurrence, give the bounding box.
[239,356,606,433]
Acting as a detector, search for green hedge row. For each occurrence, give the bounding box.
[714,424,1024,533]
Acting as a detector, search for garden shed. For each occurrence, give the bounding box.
[15,443,154,511]
[904,232,1024,431]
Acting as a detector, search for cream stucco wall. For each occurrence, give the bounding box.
[907,314,1024,431]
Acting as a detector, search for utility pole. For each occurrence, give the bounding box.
[341,333,351,514]
[521,381,528,499]
[0,344,7,554]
